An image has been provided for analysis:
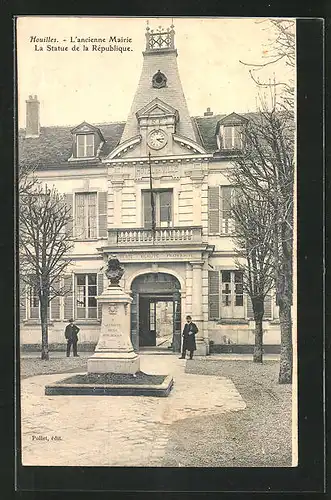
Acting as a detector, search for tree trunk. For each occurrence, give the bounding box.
[278,238,293,384]
[40,296,49,360]
[253,297,264,363]
[253,315,264,363]
[278,300,292,384]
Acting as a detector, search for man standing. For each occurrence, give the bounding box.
[179,315,198,360]
[65,319,80,357]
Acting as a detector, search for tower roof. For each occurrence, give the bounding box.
[120,23,197,144]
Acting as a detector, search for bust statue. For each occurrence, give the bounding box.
[105,254,124,286]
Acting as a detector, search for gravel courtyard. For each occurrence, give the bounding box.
[162,359,293,467]
[20,353,293,467]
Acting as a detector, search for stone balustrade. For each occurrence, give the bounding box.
[108,226,203,245]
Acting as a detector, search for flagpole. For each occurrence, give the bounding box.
[148,152,156,239]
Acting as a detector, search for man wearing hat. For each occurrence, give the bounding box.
[179,315,198,360]
[64,319,80,357]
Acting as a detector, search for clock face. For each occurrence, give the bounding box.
[148,129,167,150]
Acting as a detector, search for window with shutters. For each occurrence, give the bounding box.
[76,134,95,158]
[26,281,51,320]
[208,270,244,320]
[208,186,235,234]
[75,193,97,239]
[142,189,173,228]
[75,274,98,319]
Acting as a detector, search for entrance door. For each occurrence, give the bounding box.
[131,273,182,351]
[139,297,156,346]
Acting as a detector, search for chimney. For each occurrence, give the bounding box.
[204,107,213,117]
[25,95,40,137]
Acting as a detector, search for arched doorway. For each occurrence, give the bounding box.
[131,273,181,352]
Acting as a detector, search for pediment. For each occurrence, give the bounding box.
[136,98,179,120]
[216,112,248,133]
[70,121,104,140]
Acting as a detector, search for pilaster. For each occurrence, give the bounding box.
[190,260,209,355]
[111,176,124,227]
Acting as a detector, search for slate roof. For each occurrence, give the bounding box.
[18,112,253,170]
[19,122,125,169]
[193,112,256,153]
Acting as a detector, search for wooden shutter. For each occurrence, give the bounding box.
[208,271,220,319]
[65,193,74,237]
[50,278,61,320]
[220,186,232,234]
[208,187,220,234]
[97,273,104,319]
[63,274,74,320]
[20,278,27,321]
[246,294,272,319]
[246,295,254,319]
[264,294,272,319]
[98,192,107,238]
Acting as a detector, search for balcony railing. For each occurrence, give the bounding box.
[108,226,203,245]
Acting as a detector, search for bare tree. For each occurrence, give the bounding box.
[231,191,274,363]
[240,19,295,116]
[18,161,38,197]
[229,98,294,383]
[19,183,74,360]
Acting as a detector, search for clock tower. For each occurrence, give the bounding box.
[113,22,203,159]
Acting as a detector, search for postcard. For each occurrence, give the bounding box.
[17,16,297,471]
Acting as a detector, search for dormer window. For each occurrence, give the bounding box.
[215,112,248,152]
[69,122,104,161]
[77,134,94,158]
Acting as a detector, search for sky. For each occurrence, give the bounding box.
[17,17,295,128]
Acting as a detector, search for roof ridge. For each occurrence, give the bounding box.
[19,120,127,132]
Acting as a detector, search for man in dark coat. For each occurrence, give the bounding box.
[65,319,80,357]
[179,315,198,360]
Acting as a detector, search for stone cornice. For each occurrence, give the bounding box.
[104,153,212,165]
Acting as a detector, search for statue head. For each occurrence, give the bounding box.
[105,254,124,286]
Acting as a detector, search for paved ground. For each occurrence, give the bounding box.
[21,354,247,467]
[21,350,280,361]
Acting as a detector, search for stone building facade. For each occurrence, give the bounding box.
[19,24,281,353]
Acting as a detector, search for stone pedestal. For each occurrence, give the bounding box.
[195,339,209,356]
[88,286,140,374]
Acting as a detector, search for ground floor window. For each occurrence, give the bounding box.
[28,283,40,319]
[75,274,97,319]
[209,270,245,319]
[209,269,274,321]
[26,281,51,320]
